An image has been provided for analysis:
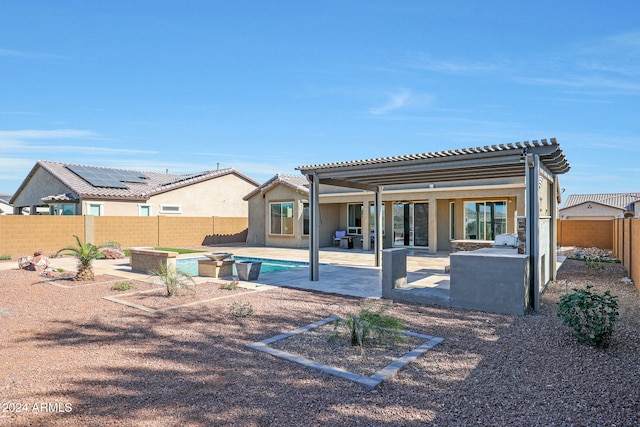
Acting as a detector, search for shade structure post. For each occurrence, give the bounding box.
[308,173,320,281]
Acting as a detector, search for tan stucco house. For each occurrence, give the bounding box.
[560,193,640,220]
[11,160,259,217]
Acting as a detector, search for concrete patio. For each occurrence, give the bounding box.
[2,246,451,301]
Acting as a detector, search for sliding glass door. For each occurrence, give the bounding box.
[464,201,506,240]
[393,202,428,247]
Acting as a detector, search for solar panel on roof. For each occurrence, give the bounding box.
[66,165,148,189]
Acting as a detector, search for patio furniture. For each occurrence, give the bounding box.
[339,235,353,249]
[334,230,346,247]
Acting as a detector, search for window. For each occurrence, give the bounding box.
[139,204,152,216]
[464,201,507,240]
[270,202,294,235]
[49,203,76,215]
[88,203,103,216]
[160,205,181,214]
[348,203,363,234]
[302,203,309,235]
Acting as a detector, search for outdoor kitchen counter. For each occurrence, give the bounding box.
[449,247,529,315]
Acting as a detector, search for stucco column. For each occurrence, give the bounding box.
[362,200,371,251]
[429,197,437,254]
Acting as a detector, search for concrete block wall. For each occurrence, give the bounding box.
[0,216,248,259]
[94,217,159,248]
[557,219,613,249]
[614,218,639,293]
[159,217,214,247]
[0,216,84,257]
[209,216,248,245]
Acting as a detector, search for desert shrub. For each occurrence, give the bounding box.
[0,254,11,261]
[112,281,132,291]
[220,279,239,290]
[582,247,607,274]
[557,285,619,348]
[151,264,195,297]
[229,302,254,318]
[0,308,8,317]
[331,302,405,355]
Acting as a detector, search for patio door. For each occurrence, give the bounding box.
[393,202,428,247]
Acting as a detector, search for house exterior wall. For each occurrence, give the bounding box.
[147,173,256,217]
[246,195,267,246]
[246,180,527,252]
[326,186,523,252]
[11,168,77,213]
[559,203,622,220]
[259,185,309,249]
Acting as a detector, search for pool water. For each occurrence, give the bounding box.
[176,256,308,277]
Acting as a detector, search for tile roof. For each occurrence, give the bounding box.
[562,193,640,210]
[33,161,259,201]
[243,173,309,200]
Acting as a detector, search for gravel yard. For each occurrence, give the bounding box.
[1,259,639,426]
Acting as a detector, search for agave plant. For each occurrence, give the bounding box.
[56,235,105,281]
[151,263,195,297]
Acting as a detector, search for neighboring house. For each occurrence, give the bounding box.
[560,193,640,220]
[246,139,569,255]
[0,194,14,214]
[10,161,259,217]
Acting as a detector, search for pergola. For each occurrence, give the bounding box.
[297,139,570,310]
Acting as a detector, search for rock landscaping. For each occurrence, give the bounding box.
[0,258,638,426]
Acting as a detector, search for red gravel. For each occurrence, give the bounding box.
[1,260,639,426]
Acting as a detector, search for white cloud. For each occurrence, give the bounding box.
[0,48,63,60]
[410,54,500,75]
[369,90,414,115]
[0,129,96,140]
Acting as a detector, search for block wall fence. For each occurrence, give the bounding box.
[557,218,638,292]
[0,216,247,259]
[557,219,614,250]
[613,218,640,293]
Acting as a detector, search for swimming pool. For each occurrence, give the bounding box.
[176,256,308,277]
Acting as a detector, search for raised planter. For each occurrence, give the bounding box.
[129,247,178,274]
[236,261,262,281]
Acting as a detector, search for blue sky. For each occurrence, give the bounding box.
[2,1,639,204]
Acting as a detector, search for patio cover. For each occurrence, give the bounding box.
[296,138,570,310]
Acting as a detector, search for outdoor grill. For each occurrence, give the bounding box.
[493,233,518,248]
